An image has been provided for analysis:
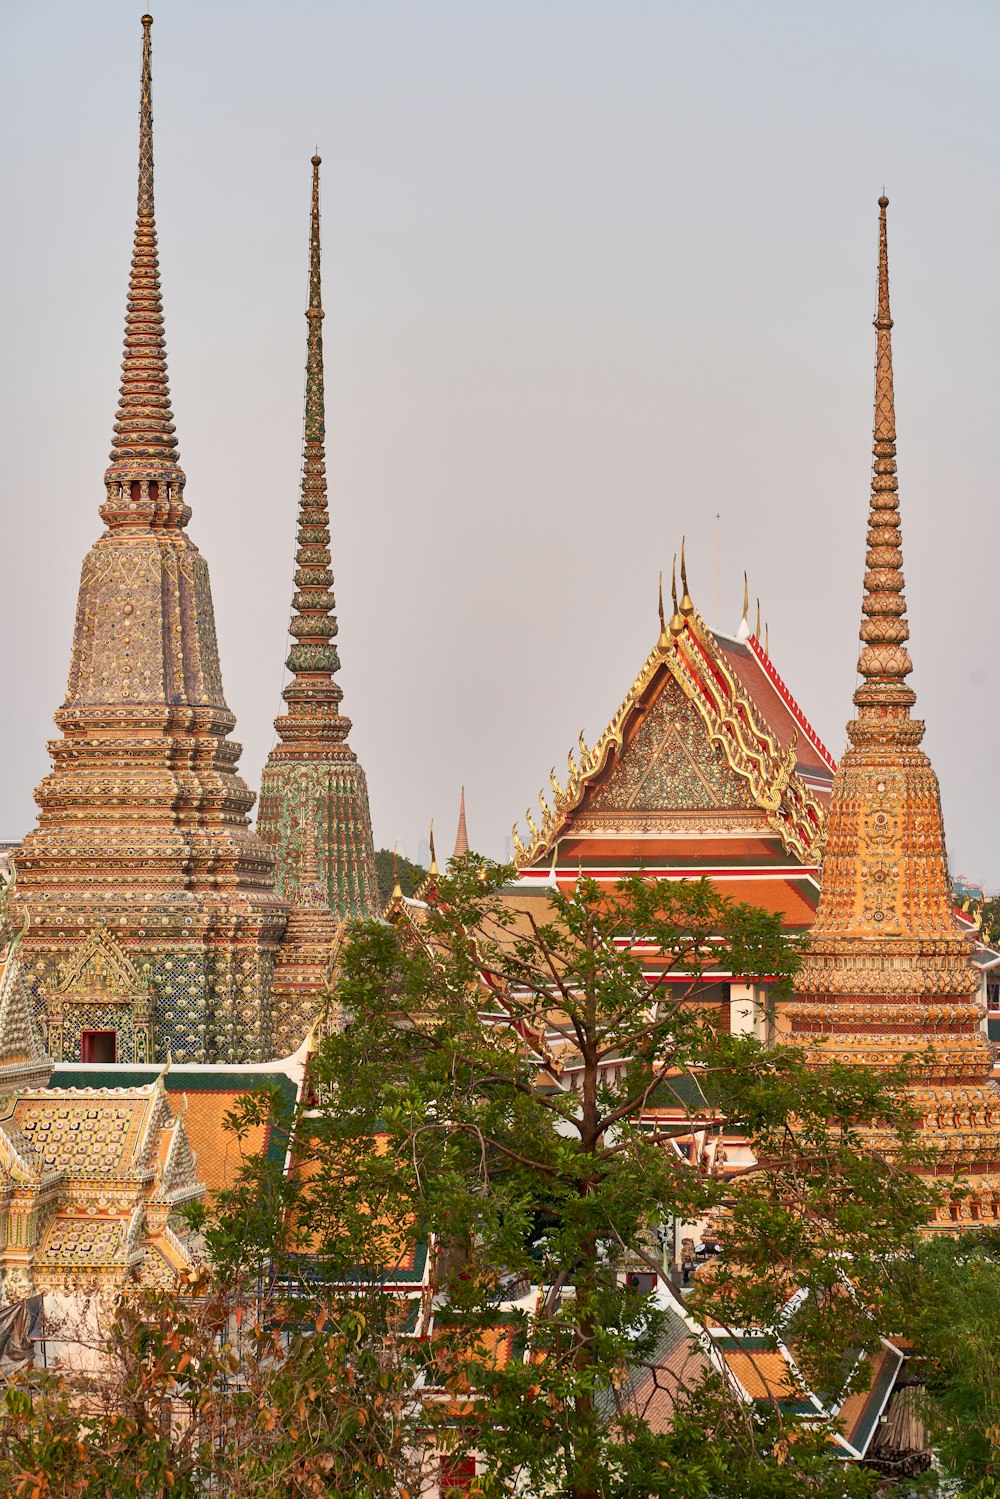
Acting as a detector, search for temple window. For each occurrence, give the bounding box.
[82,1030,117,1064]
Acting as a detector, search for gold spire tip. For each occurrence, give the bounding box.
[741,571,749,622]
[141,14,153,26]
[428,821,439,875]
[312,153,322,167]
[657,571,670,645]
[669,556,684,636]
[679,537,694,616]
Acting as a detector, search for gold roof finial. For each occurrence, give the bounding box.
[755,597,761,640]
[428,821,439,877]
[679,537,694,616]
[742,571,749,625]
[391,843,402,900]
[765,620,769,655]
[657,571,671,648]
[853,192,915,717]
[669,556,684,635]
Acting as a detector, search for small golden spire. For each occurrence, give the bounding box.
[657,571,671,648]
[679,538,694,616]
[453,786,470,857]
[765,620,769,655]
[669,556,684,635]
[428,821,439,877]
[391,842,402,900]
[755,597,761,639]
[742,571,749,624]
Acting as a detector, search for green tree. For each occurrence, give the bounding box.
[894,1228,1000,1496]
[374,847,427,907]
[212,859,934,1499]
[0,1273,425,1498]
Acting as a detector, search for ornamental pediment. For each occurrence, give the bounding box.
[49,926,153,1001]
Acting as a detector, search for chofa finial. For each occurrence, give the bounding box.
[679,538,694,616]
[736,571,752,642]
[428,821,439,876]
[669,556,684,636]
[657,571,670,648]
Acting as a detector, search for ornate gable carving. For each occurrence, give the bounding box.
[589,675,755,815]
[55,926,149,998]
[38,926,155,1066]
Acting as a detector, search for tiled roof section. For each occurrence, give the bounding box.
[836,1344,903,1457]
[551,835,792,862]
[595,1304,712,1432]
[713,632,836,789]
[3,1089,157,1179]
[37,1212,126,1269]
[181,1090,272,1196]
[722,1347,800,1402]
[48,1067,300,1196]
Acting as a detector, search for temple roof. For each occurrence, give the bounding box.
[49,1034,311,1197]
[513,590,830,871]
[712,630,835,794]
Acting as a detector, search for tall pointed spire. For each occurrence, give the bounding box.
[453,787,470,858]
[103,14,186,527]
[788,196,999,1228]
[14,15,287,1067]
[257,155,378,950]
[280,153,345,713]
[853,195,914,717]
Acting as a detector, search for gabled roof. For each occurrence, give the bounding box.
[514,607,830,869]
[713,630,835,795]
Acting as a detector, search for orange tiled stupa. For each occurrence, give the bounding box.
[788,197,1000,1225]
[256,156,379,947]
[11,17,287,1066]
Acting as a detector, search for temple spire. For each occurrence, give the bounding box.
[106,15,182,492]
[453,787,470,858]
[853,194,914,718]
[279,153,348,729]
[257,152,380,969]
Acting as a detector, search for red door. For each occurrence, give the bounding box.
[81,1030,117,1064]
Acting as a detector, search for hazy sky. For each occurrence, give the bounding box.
[2,1,998,880]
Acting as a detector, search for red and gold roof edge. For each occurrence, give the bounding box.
[513,607,827,870]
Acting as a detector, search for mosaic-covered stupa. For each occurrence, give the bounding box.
[12,16,287,1066]
[788,198,1000,1225]
[257,156,379,935]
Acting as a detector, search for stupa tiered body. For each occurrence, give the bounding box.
[257,154,379,975]
[788,199,1000,1224]
[12,17,287,1065]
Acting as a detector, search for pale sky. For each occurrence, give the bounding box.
[2,1,998,880]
